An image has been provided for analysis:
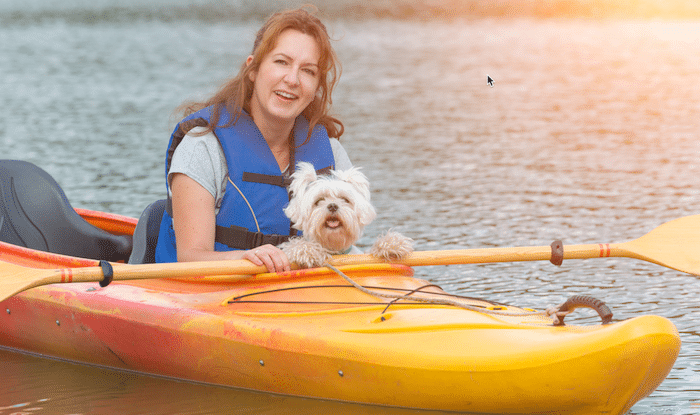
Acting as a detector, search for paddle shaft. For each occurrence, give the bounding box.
[52,243,623,284]
[8,241,666,288]
[50,260,269,284]
[0,258,269,304]
[331,243,630,267]
[3,214,699,303]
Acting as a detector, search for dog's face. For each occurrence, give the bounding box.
[284,162,376,253]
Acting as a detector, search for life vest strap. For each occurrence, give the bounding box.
[242,172,290,188]
[242,165,334,188]
[215,224,290,250]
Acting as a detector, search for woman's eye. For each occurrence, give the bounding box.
[303,68,317,76]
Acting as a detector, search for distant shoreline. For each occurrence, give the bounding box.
[334,0,700,20]
[2,0,700,25]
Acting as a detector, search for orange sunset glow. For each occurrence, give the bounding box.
[370,0,700,19]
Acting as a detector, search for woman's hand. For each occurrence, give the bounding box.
[242,244,291,273]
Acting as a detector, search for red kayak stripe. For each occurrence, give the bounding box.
[598,244,611,257]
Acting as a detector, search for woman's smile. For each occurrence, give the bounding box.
[274,90,298,100]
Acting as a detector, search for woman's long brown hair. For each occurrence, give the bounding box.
[177,6,343,141]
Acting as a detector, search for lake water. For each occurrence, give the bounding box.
[1,1,700,414]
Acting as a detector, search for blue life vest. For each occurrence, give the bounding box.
[154,106,335,263]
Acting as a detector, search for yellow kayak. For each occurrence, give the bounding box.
[0,159,681,414]
[0,247,680,415]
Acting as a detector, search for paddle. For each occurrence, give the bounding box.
[1,215,698,304]
[333,214,700,274]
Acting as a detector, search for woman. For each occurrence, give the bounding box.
[154,7,353,272]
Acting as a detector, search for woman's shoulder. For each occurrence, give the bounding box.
[181,126,219,145]
[173,127,223,161]
[329,138,353,170]
[169,127,226,198]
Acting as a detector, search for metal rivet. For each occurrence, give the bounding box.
[338,370,344,377]
[259,360,264,366]
[5,309,9,315]
[56,320,60,326]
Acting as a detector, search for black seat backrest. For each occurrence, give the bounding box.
[0,159,132,262]
[128,199,166,264]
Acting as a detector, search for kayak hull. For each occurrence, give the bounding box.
[0,211,681,415]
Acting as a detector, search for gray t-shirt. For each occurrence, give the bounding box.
[168,127,353,212]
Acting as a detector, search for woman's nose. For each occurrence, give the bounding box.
[284,68,300,86]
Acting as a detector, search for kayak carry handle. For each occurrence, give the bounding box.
[552,295,613,326]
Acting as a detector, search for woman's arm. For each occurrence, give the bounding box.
[170,173,291,272]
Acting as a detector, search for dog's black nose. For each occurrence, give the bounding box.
[327,203,338,213]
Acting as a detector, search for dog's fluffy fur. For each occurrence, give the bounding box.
[280,162,413,268]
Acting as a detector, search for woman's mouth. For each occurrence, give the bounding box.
[275,90,297,100]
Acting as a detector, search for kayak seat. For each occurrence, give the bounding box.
[0,159,132,262]
[128,199,166,264]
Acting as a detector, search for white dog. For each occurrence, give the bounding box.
[280,162,414,268]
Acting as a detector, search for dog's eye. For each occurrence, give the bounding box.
[341,197,351,204]
[314,197,324,206]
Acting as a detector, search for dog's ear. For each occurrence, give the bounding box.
[284,162,318,227]
[333,167,376,227]
[288,162,318,199]
[283,191,305,229]
[356,199,377,227]
[332,167,371,201]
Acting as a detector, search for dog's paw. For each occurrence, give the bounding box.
[369,230,414,261]
[280,237,332,268]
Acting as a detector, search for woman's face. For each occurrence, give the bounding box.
[248,29,321,129]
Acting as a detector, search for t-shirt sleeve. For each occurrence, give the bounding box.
[167,128,226,204]
[330,138,353,170]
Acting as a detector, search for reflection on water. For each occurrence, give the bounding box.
[1,8,699,415]
[0,348,435,415]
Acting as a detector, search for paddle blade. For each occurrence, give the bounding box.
[0,261,59,303]
[624,215,700,276]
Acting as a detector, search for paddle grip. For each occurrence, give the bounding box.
[550,240,563,266]
[99,260,114,287]
[554,295,613,326]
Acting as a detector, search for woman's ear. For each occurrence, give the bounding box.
[246,55,256,82]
